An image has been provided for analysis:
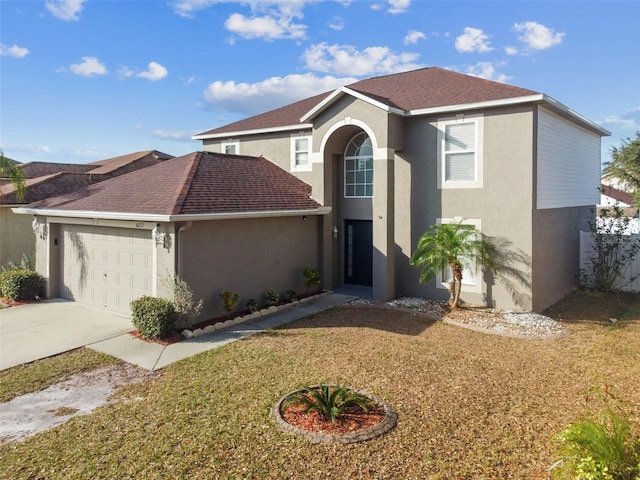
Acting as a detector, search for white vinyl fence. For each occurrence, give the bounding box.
[580,231,640,292]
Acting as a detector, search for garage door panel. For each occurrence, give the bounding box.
[60,225,152,313]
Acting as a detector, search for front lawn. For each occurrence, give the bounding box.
[1,291,638,479]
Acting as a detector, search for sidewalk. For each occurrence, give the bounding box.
[89,292,356,371]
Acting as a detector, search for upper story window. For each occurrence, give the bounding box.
[291,134,312,171]
[344,132,373,198]
[437,115,483,189]
[222,140,239,155]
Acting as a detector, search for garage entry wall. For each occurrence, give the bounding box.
[180,215,321,322]
[59,224,153,313]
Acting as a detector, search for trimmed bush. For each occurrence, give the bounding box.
[286,289,298,303]
[130,296,178,340]
[0,269,44,301]
[246,298,259,313]
[265,289,280,307]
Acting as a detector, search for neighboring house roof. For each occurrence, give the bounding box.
[86,150,174,175]
[20,152,325,220]
[600,184,635,206]
[194,67,609,139]
[1,150,173,206]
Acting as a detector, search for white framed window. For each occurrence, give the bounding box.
[437,115,483,189]
[436,217,483,293]
[290,134,312,171]
[344,132,373,198]
[222,139,239,155]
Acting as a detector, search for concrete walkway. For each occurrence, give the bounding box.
[90,292,355,370]
[0,293,355,372]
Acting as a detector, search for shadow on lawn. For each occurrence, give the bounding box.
[270,304,440,337]
[543,289,640,325]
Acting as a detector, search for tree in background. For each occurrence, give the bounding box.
[603,131,640,207]
[0,150,25,202]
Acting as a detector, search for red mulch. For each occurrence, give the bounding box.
[281,402,385,435]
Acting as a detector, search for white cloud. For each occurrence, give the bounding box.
[0,43,29,58]
[404,30,425,45]
[505,46,519,56]
[455,27,493,53]
[136,62,168,81]
[169,0,219,18]
[202,73,356,115]
[180,76,196,85]
[225,11,306,40]
[117,62,168,81]
[303,42,423,76]
[388,0,410,14]
[464,62,511,83]
[45,0,87,21]
[603,112,639,131]
[150,130,197,141]
[328,16,344,31]
[513,21,565,50]
[67,56,108,77]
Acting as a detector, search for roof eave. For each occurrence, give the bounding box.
[12,206,332,222]
[192,123,313,141]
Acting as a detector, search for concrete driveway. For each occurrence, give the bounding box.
[0,299,133,371]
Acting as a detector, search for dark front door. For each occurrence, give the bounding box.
[344,220,373,286]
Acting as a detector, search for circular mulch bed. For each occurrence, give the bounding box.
[272,386,397,444]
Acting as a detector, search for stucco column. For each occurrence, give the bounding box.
[372,149,395,300]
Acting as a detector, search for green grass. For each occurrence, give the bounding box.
[0,348,120,402]
[0,292,638,479]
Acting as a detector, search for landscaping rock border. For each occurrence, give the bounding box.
[271,386,398,444]
[181,292,330,339]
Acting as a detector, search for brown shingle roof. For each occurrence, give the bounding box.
[30,152,320,216]
[196,67,539,137]
[1,150,174,206]
[601,184,636,206]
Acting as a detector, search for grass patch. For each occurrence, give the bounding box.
[0,348,120,402]
[0,292,638,479]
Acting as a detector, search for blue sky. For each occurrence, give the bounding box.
[1,0,638,165]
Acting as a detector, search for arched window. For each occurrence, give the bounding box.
[344,132,373,197]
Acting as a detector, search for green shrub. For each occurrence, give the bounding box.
[286,289,298,302]
[552,408,640,480]
[265,289,279,307]
[246,298,259,313]
[161,274,203,326]
[282,385,374,423]
[130,296,178,340]
[0,269,44,301]
[303,267,321,290]
[220,291,240,312]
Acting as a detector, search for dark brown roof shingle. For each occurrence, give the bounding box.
[30,152,320,216]
[196,67,539,137]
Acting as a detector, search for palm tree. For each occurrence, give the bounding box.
[0,150,25,202]
[410,222,498,309]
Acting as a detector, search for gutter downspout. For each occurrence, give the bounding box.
[176,221,192,278]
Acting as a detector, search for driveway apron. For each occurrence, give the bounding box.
[0,299,133,371]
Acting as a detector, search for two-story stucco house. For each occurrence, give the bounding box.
[16,67,608,320]
[193,67,608,312]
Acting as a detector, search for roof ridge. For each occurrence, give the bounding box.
[171,153,201,215]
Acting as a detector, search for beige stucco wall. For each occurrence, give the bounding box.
[178,215,321,323]
[531,206,590,311]
[0,208,36,267]
[396,105,536,310]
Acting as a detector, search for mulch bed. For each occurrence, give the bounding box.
[280,402,386,435]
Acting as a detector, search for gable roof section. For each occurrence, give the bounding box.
[87,150,174,175]
[601,184,635,206]
[194,66,608,139]
[18,162,94,178]
[21,152,323,219]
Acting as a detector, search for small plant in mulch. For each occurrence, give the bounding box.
[246,298,259,313]
[286,289,298,303]
[283,384,374,423]
[219,291,240,313]
[264,289,280,307]
[303,267,321,291]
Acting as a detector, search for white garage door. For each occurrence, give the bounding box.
[59,224,153,313]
